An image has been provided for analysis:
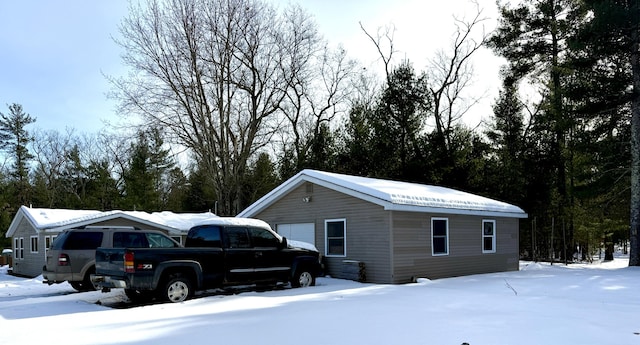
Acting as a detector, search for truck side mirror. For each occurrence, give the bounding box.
[279,237,288,250]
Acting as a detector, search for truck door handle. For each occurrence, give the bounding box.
[255,252,262,258]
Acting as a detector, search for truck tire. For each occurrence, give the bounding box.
[291,268,315,288]
[162,274,192,303]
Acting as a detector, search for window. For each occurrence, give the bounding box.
[249,227,279,248]
[482,220,496,253]
[145,233,180,248]
[62,232,104,250]
[113,232,147,248]
[325,219,346,257]
[186,225,222,247]
[431,218,449,256]
[14,237,24,260]
[30,236,38,253]
[224,227,251,248]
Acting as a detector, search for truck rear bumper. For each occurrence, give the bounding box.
[91,275,127,289]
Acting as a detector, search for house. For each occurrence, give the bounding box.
[5,206,217,277]
[238,169,528,283]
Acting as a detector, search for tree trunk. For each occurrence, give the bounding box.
[629,0,640,266]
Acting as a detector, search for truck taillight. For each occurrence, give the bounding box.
[58,254,70,266]
[124,251,134,273]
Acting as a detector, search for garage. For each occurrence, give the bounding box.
[276,223,315,246]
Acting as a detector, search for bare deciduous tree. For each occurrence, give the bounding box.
[428,2,489,153]
[110,0,319,214]
[31,129,76,208]
[360,1,489,154]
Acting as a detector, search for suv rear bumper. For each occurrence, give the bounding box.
[42,268,73,285]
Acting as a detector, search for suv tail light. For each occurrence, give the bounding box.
[124,251,134,273]
[58,254,70,266]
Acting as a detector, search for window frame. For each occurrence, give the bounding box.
[324,218,346,257]
[431,217,449,256]
[482,219,497,254]
[30,236,38,254]
[14,237,24,260]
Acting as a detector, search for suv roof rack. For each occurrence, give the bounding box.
[77,226,140,230]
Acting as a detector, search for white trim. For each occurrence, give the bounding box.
[482,219,497,254]
[30,235,38,254]
[431,217,449,256]
[14,237,24,260]
[383,203,528,218]
[324,218,346,257]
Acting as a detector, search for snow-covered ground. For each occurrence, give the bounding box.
[1,253,638,345]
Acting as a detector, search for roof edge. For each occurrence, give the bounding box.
[5,206,32,238]
[384,204,528,218]
[239,169,527,219]
[48,211,179,234]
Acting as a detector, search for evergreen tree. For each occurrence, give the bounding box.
[122,127,175,211]
[0,103,36,206]
[337,102,376,176]
[490,0,580,261]
[485,71,527,205]
[243,153,279,207]
[570,0,639,264]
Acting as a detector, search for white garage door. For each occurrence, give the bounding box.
[276,223,315,246]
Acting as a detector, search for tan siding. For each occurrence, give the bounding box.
[391,212,519,283]
[253,183,394,283]
[252,183,520,284]
[11,218,43,277]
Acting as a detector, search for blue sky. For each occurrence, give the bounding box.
[0,0,500,134]
[0,1,128,133]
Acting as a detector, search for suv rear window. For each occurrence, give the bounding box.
[57,232,104,250]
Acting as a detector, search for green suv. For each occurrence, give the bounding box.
[43,226,180,291]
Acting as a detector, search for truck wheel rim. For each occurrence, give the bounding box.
[167,281,188,302]
[298,272,312,287]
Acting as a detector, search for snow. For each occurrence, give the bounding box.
[16,206,219,231]
[1,252,637,344]
[239,169,527,218]
[307,169,525,214]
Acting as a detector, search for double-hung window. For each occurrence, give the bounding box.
[14,237,24,260]
[482,220,496,253]
[431,218,449,256]
[30,236,38,253]
[325,219,346,257]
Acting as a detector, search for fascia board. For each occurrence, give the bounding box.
[384,203,529,218]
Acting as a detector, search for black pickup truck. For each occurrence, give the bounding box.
[92,218,322,303]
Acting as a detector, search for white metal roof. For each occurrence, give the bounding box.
[238,169,527,218]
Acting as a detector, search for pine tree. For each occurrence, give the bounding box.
[0,103,36,206]
[572,0,640,265]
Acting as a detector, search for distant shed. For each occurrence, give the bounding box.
[238,169,528,283]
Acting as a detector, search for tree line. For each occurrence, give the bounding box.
[1,0,638,266]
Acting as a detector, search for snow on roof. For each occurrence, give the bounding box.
[238,169,527,218]
[5,206,221,237]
